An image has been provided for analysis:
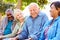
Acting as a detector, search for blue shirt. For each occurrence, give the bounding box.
[39,16,60,40]
[17,11,48,40]
[4,20,13,35]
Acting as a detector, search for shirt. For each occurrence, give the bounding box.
[39,16,60,40]
[3,20,13,35]
[17,11,48,40]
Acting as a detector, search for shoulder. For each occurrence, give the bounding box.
[1,17,8,25]
[39,11,47,16]
[14,22,20,29]
[24,16,31,22]
[2,17,7,21]
[57,19,60,26]
[43,20,51,28]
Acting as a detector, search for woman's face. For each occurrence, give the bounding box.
[16,13,24,22]
[50,4,59,17]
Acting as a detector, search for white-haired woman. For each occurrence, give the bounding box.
[0,9,26,40]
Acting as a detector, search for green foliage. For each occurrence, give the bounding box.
[22,0,48,10]
[0,0,14,14]
[0,3,14,13]
[38,0,48,8]
[0,0,49,14]
[3,0,17,4]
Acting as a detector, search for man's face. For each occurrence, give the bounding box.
[29,5,39,18]
[6,12,13,20]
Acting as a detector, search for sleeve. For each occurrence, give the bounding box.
[28,33,40,40]
[17,21,28,40]
[1,17,6,34]
[2,23,19,38]
[39,21,49,40]
[49,22,60,40]
[41,14,48,27]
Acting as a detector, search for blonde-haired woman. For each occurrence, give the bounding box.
[0,9,25,40]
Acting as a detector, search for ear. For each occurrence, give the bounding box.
[57,8,60,12]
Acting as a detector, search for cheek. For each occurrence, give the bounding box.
[50,9,56,15]
[50,9,54,13]
[50,10,54,16]
[16,16,19,19]
[35,9,39,13]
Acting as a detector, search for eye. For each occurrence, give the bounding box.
[7,14,12,16]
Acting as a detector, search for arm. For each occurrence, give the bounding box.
[1,23,19,38]
[39,21,49,40]
[41,14,48,27]
[28,15,48,40]
[49,22,60,40]
[16,21,28,40]
[28,32,40,40]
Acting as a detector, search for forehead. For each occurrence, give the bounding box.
[29,5,38,9]
[6,12,12,15]
[16,13,22,16]
[50,4,55,8]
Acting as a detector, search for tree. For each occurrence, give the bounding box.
[0,0,49,13]
[3,0,48,9]
[0,0,15,13]
[16,0,22,9]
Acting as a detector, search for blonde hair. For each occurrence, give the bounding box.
[14,8,22,20]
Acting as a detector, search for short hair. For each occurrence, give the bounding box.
[50,1,60,16]
[28,2,39,9]
[5,9,13,14]
[50,1,60,10]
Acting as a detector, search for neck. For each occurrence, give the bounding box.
[19,19,24,23]
[32,15,38,19]
[53,15,58,19]
[8,17,14,21]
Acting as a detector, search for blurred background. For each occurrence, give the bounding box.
[0,0,60,21]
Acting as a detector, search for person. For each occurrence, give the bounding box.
[11,3,48,40]
[0,9,25,40]
[39,1,60,40]
[0,9,16,40]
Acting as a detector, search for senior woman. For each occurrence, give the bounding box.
[39,1,60,40]
[0,9,25,40]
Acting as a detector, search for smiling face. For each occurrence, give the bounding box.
[6,12,14,20]
[50,4,59,18]
[29,4,40,19]
[15,13,24,23]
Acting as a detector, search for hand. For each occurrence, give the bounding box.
[17,29,22,34]
[25,38,33,40]
[28,38,33,40]
[45,38,48,40]
[10,37,17,40]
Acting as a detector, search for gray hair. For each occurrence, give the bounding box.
[28,2,39,9]
[5,9,13,16]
